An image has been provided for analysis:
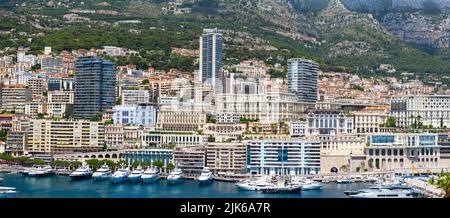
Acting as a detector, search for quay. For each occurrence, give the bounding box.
[404,177,445,198]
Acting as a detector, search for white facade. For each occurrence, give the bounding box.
[217,113,240,124]
[112,105,157,126]
[246,140,321,175]
[121,89,150,105]
[289,121,307,137]
[390,95,450,128]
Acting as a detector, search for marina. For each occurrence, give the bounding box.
[0,172,374,198]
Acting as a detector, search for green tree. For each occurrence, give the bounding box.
[85,159,102,171]
[429,172,450,198]
[0,129,8,141]
[166,163,175,171]
[385,117,396,128]
[152,160,164,168]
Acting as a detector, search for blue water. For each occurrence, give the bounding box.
[1,173,371,198]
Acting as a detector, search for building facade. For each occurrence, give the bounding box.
[199,28,223,94]
[74,57,116,119]
[390,95,450,128]
[287,58,319,103]
[112,105,157,126]
[205,142,247,174]
[246,140,321,175]
[27,119,105,154]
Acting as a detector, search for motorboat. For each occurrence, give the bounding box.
[19,168,30,176]
[197,167,213,185]
[0,187,17,198]
[28,165,55,177]
[293,178,322,191]
[236,178,276,191]
[261,179,302,194]
[70,165,93,180]
[336,178,354,184]
[141,167,160,183]
[111,165,130,184]
[167,168,185,184]
[92,164,112,181]
[128,165,145,183]
[348,188,413,198]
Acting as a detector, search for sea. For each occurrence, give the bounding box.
[0,173,372,198]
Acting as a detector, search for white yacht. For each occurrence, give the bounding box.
[348,188,413,198]
[111,165,130,184]
[167,168,185,184]
[70,165,93,180]
[141,167,160,183]
[0,187,17,198]
[128,165,145,183]
[292,178,322,191]
[236,177,276,191]
[92,164,112,181]
[197,167,213,185]
[28,165,55,177]
[336,178,354,184]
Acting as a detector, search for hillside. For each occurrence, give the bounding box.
[0,0,449,86]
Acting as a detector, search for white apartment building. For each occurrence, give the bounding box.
[352,111,389,133]
[246,140,321,175]
[121,89,150,105]
[390,95,450,128]
[306,109,354,136]
[156,109,206,132]
[365,133,445,172]
[289,121,307,137]
[113,105,157,126]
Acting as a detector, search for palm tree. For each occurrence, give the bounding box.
[429,172,450,198]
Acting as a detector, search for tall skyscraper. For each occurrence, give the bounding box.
[74,56,116,119]
[199,28,223,94]
[287,58,319,103]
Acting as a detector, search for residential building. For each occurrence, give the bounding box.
[0,85,32,113]
[246,140,321,175]
[199,28,223,94]
[173,145,206,177]
[112,104,157,126]
[205,142,246,174]
[390,95,450,128]
[74,56,116,119]
[287,58,319,103]
[27,119,105,154]
[121,89,151,105]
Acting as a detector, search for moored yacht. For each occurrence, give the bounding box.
[111,165,130,184]
[0,178,3,183]
[128,165,145,183]
[70,165,93,180]
[167,168,185,184]
[197,167,213,185]
[28,165,55,177]
[141,167,160,183]
[236,177,275,191]
[348,188,413,198]
[292,178,322,191]
[92,164,112,181]
[0,187,17,198]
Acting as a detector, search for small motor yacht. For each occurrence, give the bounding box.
[197,167,213,185]
[167,168,185,184]
[92,164,112,181]
[70,165,93,180]
[128,165,145,183]
[141,167,160,184]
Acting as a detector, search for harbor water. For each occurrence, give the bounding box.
[1,173,372,198]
